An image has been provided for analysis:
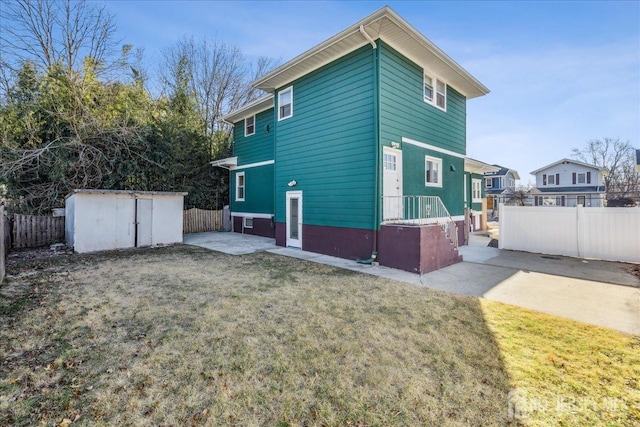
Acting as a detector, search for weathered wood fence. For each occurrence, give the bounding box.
[12,213,65,249]
[1,205,6,283]
[183,208,224,234]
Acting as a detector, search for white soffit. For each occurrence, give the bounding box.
[253,6,489,99]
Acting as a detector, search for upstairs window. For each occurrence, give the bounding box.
[423,71,446,111]
[244,115,255,137]
[547,174,556,185]
[424,74,434,102]
[278,86,293,120]
[577,173,586,184]
[236,172,245,201]
[425,156,442,187]
[436,80,446,110]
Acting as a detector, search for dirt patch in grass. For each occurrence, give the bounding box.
[1,245,513,426]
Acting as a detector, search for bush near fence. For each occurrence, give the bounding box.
[12,213,65,249]
[183,208,224,234]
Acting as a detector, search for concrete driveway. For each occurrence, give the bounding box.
[183,232,640,335]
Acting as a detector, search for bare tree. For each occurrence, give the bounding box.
[161,36,278,140]
[572,138,640,199]
[504,184,532,206]
[0,0,118,75]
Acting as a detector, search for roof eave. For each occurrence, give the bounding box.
[222,95,274,124]
[252,6,488,99]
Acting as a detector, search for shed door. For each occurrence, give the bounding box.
[382,147,403,221]
[136,198,153,247]
[116,198,135,249]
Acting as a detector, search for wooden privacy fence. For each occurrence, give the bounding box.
[1,205,6,283]
[183,208,223,234]
[12,213,65,249]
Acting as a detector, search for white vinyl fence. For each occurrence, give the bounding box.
[499,204,640,263]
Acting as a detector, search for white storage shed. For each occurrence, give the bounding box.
[65,189,187,253]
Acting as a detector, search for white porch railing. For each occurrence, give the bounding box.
[381,195,459,248]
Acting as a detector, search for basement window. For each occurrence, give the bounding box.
[243,217,254,229]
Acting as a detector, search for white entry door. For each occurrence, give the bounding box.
[286,191,302,248]
[136,198,153,247]
[382,146,403,221]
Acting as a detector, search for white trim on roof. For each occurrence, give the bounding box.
[222,95,274,124]
[252,6,488,99]
[231,212,273,219]
[530,158,607,175]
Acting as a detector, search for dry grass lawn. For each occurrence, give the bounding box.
[0,245,638,426]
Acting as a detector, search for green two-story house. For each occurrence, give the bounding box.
[214,6,490,273]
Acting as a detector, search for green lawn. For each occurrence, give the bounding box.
[0,245,637,426]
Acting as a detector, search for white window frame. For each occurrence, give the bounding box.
[509,178,515,188]
[547,174,556,185]
[423,74,434,103]
[485,178,493,188]
[235,171,245,202]
[435,79,446,110]
[577,172,586,184]
[243,217,254,229]
[472,179,482,203]
[423,70,446,111]
[425,156,442,188]
[244,115,255,137]
[278,86,293,121]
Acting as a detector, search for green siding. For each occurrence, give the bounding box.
[232,108,275,165]
[465,172,484,211]
[401,143,465,216]
[274,45,376,229]
[378,41,467,216]
[379,42,466,155]
[230,164,274,214]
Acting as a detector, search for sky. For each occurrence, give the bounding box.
[104,0,640,184]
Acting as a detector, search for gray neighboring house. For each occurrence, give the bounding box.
[484,165,520,211]
[530,158,607,207]
[636,149,640,173]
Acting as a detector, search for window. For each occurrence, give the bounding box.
[436,80,446,110]
[424,74,433,102]
[235,172,245,201]
[472,179,482,202]
[244,115,255,136]
[577,173,586,184]
[509,179,515,188]
[425,156,442,187]
[383,153,396,170]
[278,86,293,120]
[243,217,253,229]
[485,178,493,188]
[423,71,446,111]
[547,174,556,185]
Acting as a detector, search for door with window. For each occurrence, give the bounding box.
[382,147,403,221]
[286,191,302,248]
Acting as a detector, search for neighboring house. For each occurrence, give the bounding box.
[464,158,499,230]
[484,166,520,210]
[530,158,607,207]
[636,149,640,173]
[213,7,489,273]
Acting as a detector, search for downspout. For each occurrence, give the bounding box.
[356,25,379,265]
